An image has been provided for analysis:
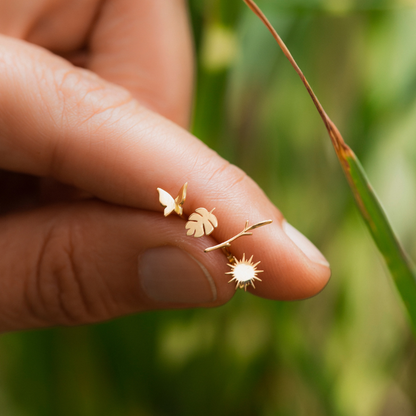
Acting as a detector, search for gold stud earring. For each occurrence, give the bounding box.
[226,254,263,290]
[157,182,187,217]
[185,208,218,237]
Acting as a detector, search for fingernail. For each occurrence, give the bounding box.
[139,246,217,304]
[282,220,330,267]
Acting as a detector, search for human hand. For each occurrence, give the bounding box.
[0,0,330,332]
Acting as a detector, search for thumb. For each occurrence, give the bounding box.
[0,200,233,333]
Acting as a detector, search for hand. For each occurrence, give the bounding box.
[0,0,330,332]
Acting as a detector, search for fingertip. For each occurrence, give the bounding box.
[281,220,331,299]
[235,219,331,301]
[301,263,332,299]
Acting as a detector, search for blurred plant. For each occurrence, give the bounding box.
[2,2,416,416]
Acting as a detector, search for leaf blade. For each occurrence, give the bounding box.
[243,0,416,333]
[343,151,416,324]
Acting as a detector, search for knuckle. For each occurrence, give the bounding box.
[28,212,100,326]
[205,158,250,194]
[52,67,135,127]
[46,67,136,176]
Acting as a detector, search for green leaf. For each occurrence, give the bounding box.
[243,0,416,333]
[343,148,416,329]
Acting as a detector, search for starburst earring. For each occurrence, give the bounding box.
[226,254,263,290]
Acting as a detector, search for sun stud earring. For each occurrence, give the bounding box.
[156,183,272,290]
[226,254,263,290]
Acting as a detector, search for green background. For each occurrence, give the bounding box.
[2,0,416,414]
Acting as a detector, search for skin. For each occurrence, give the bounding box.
[0,0,331,332]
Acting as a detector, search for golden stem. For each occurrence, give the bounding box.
[204,220,272,253]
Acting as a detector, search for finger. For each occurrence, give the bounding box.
[0,0,193,127]
[0,36,330,300]
[0,0,100,52]
[87,0,194,127]
[0,200,234,332]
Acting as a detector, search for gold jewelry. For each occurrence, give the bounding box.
[157,184,272,290]
[226,254,263,290]
[185,208,218,237]
[204,220,272,291]
[157,183,187,217]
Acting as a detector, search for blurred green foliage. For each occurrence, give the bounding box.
[1,1,416,415]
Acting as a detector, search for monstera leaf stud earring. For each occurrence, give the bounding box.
[185,208,218,237]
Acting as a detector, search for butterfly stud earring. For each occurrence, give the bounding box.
[157,183,188,217]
